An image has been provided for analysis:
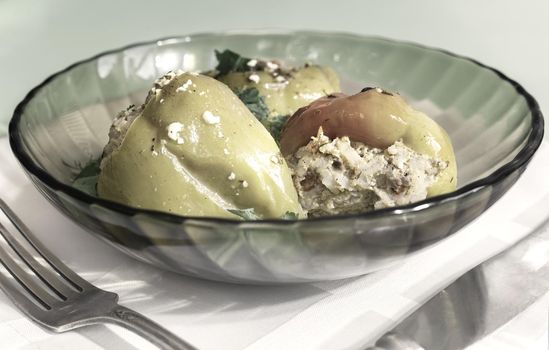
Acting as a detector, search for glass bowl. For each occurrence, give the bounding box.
[9,31,544,284]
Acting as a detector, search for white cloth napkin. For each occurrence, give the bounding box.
[1,136,548,350]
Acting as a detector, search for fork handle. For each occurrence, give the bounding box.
[104,304,198,350]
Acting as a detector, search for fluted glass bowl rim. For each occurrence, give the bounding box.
[8,30,545,225]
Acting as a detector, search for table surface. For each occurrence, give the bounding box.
[1,1,548,349]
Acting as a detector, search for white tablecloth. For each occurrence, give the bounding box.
[1,1,548,349]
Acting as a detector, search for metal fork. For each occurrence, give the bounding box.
[0,198,197,350]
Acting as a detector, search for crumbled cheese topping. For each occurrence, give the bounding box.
[223,148,230,155]
[176,79,193,92]
[247,59,258,67]
[248,74,260,83]
[241,180,249,188]
[228,172,236,180]
[202,110,221,124]
[264,82,288,91]
[266,61,279,71]
[146,70,187,102]
[153,70,183,90]
[166,122,185,144]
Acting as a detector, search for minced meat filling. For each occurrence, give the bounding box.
[286,128,448,217]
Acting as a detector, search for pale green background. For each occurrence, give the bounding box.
[1,0,548,136]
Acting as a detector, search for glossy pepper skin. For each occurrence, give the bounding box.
[218,65,340,119]
[98,73,304,219]
[279,89,457,196]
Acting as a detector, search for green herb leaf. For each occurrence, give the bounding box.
[265,115,288,141]
[281,211,299,220]
[235,88,269,123]
[228,208,261,220]
[75,158,101,180]
[234,87,289,141]
[73,176,99,196]
[215,49,252,76]
[73,158,101,196]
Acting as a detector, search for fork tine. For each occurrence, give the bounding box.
[0,214,77,299]
[0,198,87,291]
[0,225,59,308]
[0,267,49,320]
